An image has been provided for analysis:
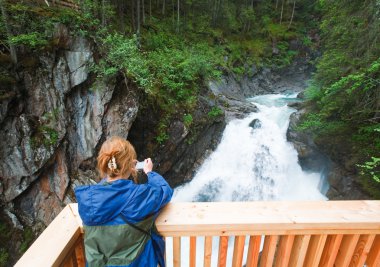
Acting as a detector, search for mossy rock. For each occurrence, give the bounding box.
[0,75,16,91]
[0,54,12,65]
[19,57,39,68]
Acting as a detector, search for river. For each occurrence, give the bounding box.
[166,93,328,266]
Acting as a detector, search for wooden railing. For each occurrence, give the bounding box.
[16,201,380,267]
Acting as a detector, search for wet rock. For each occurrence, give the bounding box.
[65,37,93,88]
[287,110,329,173]
[249,119,262,129]
[104,82,139,139]
[326,165,370,200]
[67,81,114,167]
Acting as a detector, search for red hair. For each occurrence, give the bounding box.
[97,136,137,181]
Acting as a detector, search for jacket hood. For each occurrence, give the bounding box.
[75,179,136,226]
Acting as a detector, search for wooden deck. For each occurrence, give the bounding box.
[15,201,380,267]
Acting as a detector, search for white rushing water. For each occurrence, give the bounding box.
[166,93,328,266]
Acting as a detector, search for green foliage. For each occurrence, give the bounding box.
[0,222,10,267]
[358,157,380,183]
[207,106,224,118]
[9,32,47,48]
[19,227,34,254]
[304,83,323,101]
[0,248,8,267]
[95,33,152,89]
[30,110,60,148]
[183,114,193,128]
[315,0,380,87]
[301,0,380,197]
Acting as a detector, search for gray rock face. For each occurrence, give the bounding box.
[65,37,93,88]
[0,31,139,228]
[287,107,371,200]
[67,81,115,167]
[210,59,313,99]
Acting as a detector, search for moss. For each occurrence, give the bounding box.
[0,75,16,89]
[0,248,9,267]
[19,227,34,254]
[0,223,11,267]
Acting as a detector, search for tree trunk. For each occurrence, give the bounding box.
[117,1,125,32]
[288,0,296,29]
[102,0,106,26]
[0,0,17,65]
[149,0,152,20]
[280,0,284,24]
[142,0,145,24]
[275,0,279,9]
[162,0,165,15]
[176,0,180,33]
[137,0,141,43]
[132,0,136,32]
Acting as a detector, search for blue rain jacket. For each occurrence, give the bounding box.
[75,171,173,267]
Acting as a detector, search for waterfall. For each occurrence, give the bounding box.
[166,93,328,266]
[174,93,327,202]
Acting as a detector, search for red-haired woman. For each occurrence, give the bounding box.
[75,136,173,267]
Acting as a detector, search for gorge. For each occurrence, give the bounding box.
[1,1,379,265]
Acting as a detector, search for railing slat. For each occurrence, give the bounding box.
[260,235,278,267]
[334,234,360,267]
[15,205,81,267]
[74,236,85,267]
[246,235,261,267]
[350,234,376,267]
[218,236,229,267]
[190,236,196,267]
[366,235,380,267]
[288,234,311,267]
[204,236,213,267]
[303,234,327,267]
[232,236,245,267]
[274,235,295,267]
[173,237,181,267]
[319,234,343,267]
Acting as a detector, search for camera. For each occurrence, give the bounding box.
[136,161,145,170]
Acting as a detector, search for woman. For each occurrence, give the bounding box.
[75,136,173,267]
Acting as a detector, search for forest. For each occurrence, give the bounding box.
[0,0,379,265]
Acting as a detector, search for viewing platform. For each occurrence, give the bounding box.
[16,201,380,267]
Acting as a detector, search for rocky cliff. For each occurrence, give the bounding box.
[0,28,226,263]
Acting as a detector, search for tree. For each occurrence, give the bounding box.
[0,0,17,64]
[288,0,296,29]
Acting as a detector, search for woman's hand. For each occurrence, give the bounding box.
[144,158,153,174]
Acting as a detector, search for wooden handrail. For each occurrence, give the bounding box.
[155,201,380,236]
[16,201,380,267]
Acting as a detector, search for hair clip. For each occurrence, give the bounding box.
[108,156,117,171]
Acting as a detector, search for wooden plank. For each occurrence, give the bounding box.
[350,234,376,267]
[334,234,360,267]
[232,236,246,267]
[288,235,311,267]
[260,235,278,267]
[15,205,82,267]
[367,235,380,267]
[318,234,343,267]
[303,234,327,267]
[218,236,229,267]
[74,236,85,267]
[274,235,295,267]
[155,201,380,236]
[246,236,261,267]
[189,236,196,267]
[204,236,213,267]
[173,237,181,267]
